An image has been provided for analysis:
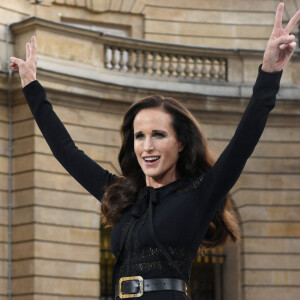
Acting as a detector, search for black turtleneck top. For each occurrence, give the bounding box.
[23,66,282,300]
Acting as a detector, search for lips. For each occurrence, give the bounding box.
[143,156,160,162]
[143,156,161,166]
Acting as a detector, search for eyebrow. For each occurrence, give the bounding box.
[134,130,168,135]
[153,130,167,134]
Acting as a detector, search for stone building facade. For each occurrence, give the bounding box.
[0,0,299,299]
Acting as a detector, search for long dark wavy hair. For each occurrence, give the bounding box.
[101,95,240,249]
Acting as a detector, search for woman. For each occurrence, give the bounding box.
[10,3,300,300]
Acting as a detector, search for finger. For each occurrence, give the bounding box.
[10,57,25,67]
[284,9,300,33]
[273,2,284,31]
[279,40,296,51]
[26,42,31,61]
[279,35,295,48]
[287,41,297,52]
[10,63,19,70]
[274,34,295,47]
[279,43,289,50]
[30,36,37,60]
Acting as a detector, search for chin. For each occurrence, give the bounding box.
[144,171,162,179]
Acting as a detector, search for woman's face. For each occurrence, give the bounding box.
[133,108,184,188]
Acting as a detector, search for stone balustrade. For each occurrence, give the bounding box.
[104,45,227,81]
[9,18,235,85]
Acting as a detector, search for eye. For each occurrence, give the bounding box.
[134,133,144,140]
[153,132,165,138]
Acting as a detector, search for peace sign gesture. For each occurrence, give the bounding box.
[262,2,300,72]
[10,36,37,88]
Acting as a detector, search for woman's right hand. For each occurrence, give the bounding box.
[10,36,37,88]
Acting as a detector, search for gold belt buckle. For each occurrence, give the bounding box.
[119,276,144,299]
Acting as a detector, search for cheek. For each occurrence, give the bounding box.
[170,151,180,163]
[163,144,179,161]
[166,140,180,155]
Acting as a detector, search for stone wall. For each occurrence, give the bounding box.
[0,75,9,300]
[0,1,299,300]
[9,87,123,299]
[210,99,300,300]
[2,0,300,53]
[49,0,299,49]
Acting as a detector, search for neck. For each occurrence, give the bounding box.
[145,170,180,189]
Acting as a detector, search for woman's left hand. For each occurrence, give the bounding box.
[262,2,300,73]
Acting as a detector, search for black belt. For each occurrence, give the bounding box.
[115,276,187,299]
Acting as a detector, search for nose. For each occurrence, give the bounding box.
[144,136,154,152]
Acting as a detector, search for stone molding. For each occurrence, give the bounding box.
[10,17,300,101]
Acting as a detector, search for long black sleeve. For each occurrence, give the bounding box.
[200,66,282,214]
[23,81,117,201]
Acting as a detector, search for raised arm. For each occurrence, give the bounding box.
[201,66,281,204]
[11,37,116,201]
[200,2,300,206]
